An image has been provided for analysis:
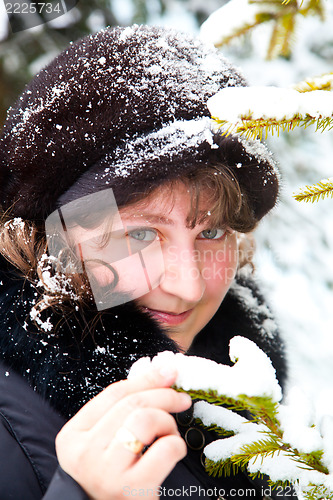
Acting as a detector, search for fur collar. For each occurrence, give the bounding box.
[0,260,287,420]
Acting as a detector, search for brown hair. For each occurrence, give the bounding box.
[0,163,257,329]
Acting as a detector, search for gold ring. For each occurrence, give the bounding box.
[115,427,145,455]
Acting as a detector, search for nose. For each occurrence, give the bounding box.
[159,245,206,303]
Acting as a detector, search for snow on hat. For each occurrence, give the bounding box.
[0,24,279,223]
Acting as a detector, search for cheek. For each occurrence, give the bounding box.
[202,235,238,297]
[89,264,116,287]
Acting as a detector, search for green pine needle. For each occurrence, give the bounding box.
[293,180,333,203]
[303,485,333,500]
[194,418,235,438]
[213,114,333,141]
[294,72,333,92]
[173,386,251,413]
[214,19,267,48]
[293,450,329,474]
[239,437,286,460]
[205,457,242,478]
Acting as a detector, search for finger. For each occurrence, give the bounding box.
[105,408,181,471]
[90,388,191,441]
[66,367,179,430]
[127,435,187,489]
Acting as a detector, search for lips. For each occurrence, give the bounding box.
[142,307,193,326]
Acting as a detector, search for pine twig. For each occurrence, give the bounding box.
[214,18,269,49]
[266,10,296,60]
[303,485,333,500]
[209,0,325,59]
[205,457,242,478]
[194,418,235,438]
[213,114,333,141]
[294,73,333,92]
[293,179,333,203]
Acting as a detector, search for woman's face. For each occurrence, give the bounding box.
[70,183,239,352]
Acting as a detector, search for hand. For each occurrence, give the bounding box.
[55,367,192,500]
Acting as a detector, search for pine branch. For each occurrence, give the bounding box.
[212,0,325,59]
[243,436,285,456]
[299,0,326,21]
[237,394,282,436]
[293,179,333,203]
[280,11,296,57]
[194,418,235,438]
[135,340,332,497]
[266,478,295,491]
[174,387,251,413]
[213,114,333,141]
[175,388,281,431]
[205,436,289,480]
[278,0,324,18]
[294,73,333,92]
[266,10,296,59]
[205,457,242,478]
[234,437,286,465]
[293,450,329,475]
[303,485,333,500]
[214,16,272,49]
[175,386,331,495]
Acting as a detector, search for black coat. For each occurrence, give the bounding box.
[0,257,289,499]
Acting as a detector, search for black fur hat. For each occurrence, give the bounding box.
[0,25,279,222]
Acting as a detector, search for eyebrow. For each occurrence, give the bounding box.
[120,213,175,226]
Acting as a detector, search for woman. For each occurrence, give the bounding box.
[0,25,287,499]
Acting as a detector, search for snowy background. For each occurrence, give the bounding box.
[1,1,333,406]
[208,3,333,402]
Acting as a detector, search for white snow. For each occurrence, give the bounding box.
[247,451,327,486]
[207,86,333,128]
[129,336,282,401]
[105,117,214,180]
[194,400,248,433]
[199,0,277,47]
[4,217,25,231]
[278,387,323,454]
[11,81,69,139]
[0,1,8,42]
[29,307,53,332]
[98,56,106,65]
[28,253,80,332]
[204,424,267,463]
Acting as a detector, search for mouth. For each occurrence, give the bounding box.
[141,307,193,326]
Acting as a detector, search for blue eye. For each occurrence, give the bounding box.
[199,229,226,240]
[128,228,157,242]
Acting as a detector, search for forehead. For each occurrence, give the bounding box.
[120,182,212,222]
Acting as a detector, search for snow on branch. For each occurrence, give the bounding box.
[199,0,275,49]
[199,0,325,60]
[129,337,333,499]
[129,336,282,401]
[294,73,333,93]
[207,86,333,140]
